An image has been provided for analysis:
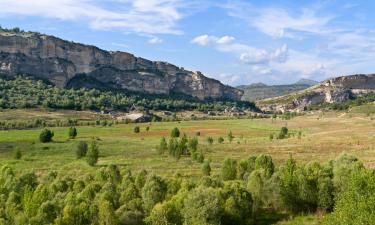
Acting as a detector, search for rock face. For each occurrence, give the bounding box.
[0,32,243,100]
[258,74,375,112]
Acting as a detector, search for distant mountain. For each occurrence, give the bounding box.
[257,74,375,112]
[238,80,317,101]
[295,78,319,86]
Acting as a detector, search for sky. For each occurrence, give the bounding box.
[1,0,375,86]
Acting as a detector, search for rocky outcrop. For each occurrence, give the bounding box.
[0,32,243,100]
[258,74,375,112]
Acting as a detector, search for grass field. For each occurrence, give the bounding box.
[1,107,375,178]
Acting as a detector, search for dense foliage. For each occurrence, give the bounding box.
[0,152,370,224]
[0,76,256,112]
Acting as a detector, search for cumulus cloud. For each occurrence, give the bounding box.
[148,37,163,44]
[240,44,288,65]
[0,0,197,35]
[191,34,235,46]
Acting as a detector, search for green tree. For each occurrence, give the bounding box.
[76,141,88,159]
[13,149,22,160]
[228,131,234,143]
[183,187,223,225]
[171,127,180,138]
[86,141,99,166]
[188,136,198,152]
[69,127,77,139]
[278,127,288,139]
[157,137,168,155]
[141,174,167,215]
[207,137,214,145]
[255,154,274,178]
[222,158,237,181]
[202,161,211,176]
[218,137,224,144]
[134,126,140,133]
[39,129,54,143]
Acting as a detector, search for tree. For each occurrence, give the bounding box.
[218,137,224,144]
[134,126,140,133]
[202,161,211,176]
[142,174,167,215]
[69,127,77,139]
[228,131,234,143]
[188,137,198,151]
[39,129,54,143]
[13,149,22,159]
[183,187,223,225]
[255,154,274,178]
[171,127,180,138]
[86,141,99,166]
[278,127,288,139]
[207,137,214,145]
[157,137,168,155]
[222,158,237,181]
[76,141,88,159]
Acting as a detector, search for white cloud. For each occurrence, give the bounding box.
[240,44,288,65]
[191,34,235,46]
[0,0,195,35]
[192,34,288,66]
[148,37,163,44]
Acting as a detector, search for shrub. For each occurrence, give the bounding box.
[146,126,150,131]
[202,161,211,176]
[228,131,234,143]
[170,127,180,138]
[207,137,214,145]
[39,129,54,143]
[278,127,288,139]
[183,187,223,225]
[255,154,274,178]
[157,137,168,155]
[76,141,88,159]
[222,158,237,181]
[218,137,224,144]
[68,127,77,139]
[86,141,99,166]
[197,153,205,163]
[134,126,140,133]
[14,149,22,159]
[188,137,198,151]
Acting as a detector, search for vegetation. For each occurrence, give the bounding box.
[39,129,54,143]
[0,76,256,112]
[134,126,140,133]
[86,140,99,166]
[68,127,77,139]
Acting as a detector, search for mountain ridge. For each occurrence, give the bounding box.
[0,30,243,101]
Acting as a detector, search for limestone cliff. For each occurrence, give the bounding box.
[0,32,243,100]
[258,74,375,112]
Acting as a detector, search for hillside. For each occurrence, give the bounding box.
[238,79,317,101]
[0,30,243,101]
[258,74,375,112]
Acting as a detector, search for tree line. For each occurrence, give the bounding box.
[1,152,372,224]
[0,76,255,112]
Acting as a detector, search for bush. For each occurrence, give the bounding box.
[134,126,140,133]
[76,141,88,159]
[170,127,180,138]
[39,129,54,143]
[197,153,205,163]
[188,137,198,151]
[228,131,234,143]
[14,149,22,159]
[278,127,288,139]
[222,158,237,181]
[69,127,77,139]
[86,141,99,166]
[202,161,211,176]
[207,137,214,145]
[157,137,168,155]
[218,137,224,144]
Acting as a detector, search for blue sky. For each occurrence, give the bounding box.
[1,0,375,86]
